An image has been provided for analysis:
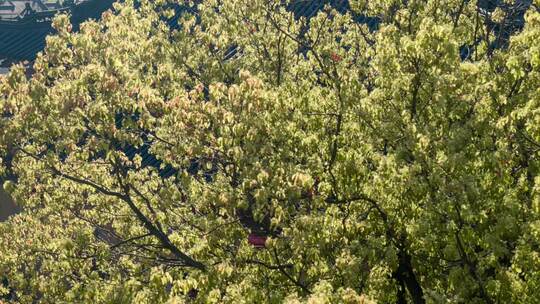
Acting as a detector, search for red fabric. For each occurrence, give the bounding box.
[248,234,267,248]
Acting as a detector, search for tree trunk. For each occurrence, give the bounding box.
[394,249,425,304]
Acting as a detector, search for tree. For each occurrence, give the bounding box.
[1,0,540,302]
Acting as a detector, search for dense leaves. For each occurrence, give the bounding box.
[1,0,540,303]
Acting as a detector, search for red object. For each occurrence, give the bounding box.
[248,233,267,248]
[245,22,257,34]
[330,53,342,62]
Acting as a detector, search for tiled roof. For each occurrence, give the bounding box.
[0,0,115,60]
[0,1,365,60]
[0,1,73,21]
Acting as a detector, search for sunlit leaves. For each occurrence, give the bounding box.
[0,0,539,303]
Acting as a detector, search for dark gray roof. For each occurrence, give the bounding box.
[0,1,358,66]
[0,0,114,60]
[0,1,75,21]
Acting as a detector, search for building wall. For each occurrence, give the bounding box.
[0,188,18,221]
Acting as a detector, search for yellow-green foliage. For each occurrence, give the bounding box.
[1,0,539,303]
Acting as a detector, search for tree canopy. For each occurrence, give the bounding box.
[1,0,540,303]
